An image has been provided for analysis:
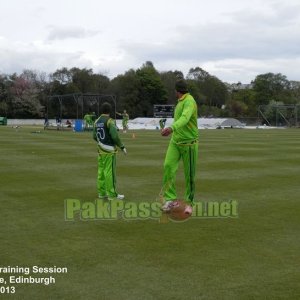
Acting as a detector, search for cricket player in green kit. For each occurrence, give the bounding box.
[161,79,198,211]
[117,110,129,133]
[93,102,127,200]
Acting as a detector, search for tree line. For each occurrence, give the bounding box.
[0,61,300,122]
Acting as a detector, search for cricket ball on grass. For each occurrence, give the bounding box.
[167,200,193,221]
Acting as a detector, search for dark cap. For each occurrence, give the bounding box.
[101,102,112,114]
[175,79,188,93]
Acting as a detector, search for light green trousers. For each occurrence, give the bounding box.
[97,153,117,198]
[163,141,198,204]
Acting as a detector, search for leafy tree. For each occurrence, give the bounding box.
[226,99,248,117]
[159,70,182,104]
[0,75,10,116]
[230,88,256,116]
[186,79,206,108]
[136,62,167,116]
[205,75,229,107]
[289,81,300,104]
[70,68,109,93]
[1,66,300,120]
[21,69,50,111]
[110,69,140,118]
[261,100,285,126]
[187,67,210,82]
[50,67,110,95]
[187,67,229,109]
[9,73,42,118]
[92,73,110,93]
[70,68,94,93]
[198,105,225,118]
[51,67,73,85]
[50,68,77,95]
[252,73,291,105]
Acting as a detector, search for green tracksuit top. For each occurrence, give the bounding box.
[170,93,198,144]
[122,113,129,122]
[93,114,124,152]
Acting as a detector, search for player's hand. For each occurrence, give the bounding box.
[161,127,173,136]
[121,147,127,155]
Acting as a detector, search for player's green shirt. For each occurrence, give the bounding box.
[84,114,94,126]
[93,114,124,152]
[122,113,129,122]
[170,93,198,144]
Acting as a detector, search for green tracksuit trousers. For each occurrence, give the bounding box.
[163,141,198,204]
[97,153,118,198]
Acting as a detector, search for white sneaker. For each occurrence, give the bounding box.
[160,201,173,212]
[108,194,125,201]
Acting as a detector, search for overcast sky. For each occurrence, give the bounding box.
[0,0,299,83]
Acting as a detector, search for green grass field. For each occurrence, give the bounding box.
[0,126,299,299]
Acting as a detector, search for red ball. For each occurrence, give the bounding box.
[168,200,193,221]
